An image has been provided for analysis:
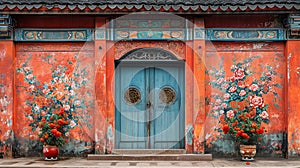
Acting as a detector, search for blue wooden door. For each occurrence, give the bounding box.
[115,63,184,149]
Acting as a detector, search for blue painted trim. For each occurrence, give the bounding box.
[14,28,93,42]
[206,28,286,41]
[113,28,186,41]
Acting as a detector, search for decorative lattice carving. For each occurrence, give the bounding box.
[121,48,178,60]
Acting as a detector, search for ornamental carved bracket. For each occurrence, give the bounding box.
[287,14,300,39]
[115,41,185,60]
[0,14,15,39]
[121,48,178,61]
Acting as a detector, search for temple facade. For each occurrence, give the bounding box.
[0,0,299,158]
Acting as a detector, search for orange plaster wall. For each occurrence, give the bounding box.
[286,41,300,156]
[0,41,14,157]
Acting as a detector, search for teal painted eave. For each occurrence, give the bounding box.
[206,28,286,42]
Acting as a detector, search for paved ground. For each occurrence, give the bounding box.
[0,157,300,168]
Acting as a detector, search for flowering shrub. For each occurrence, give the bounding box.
[17,62,88,147]
[208,56,280,145]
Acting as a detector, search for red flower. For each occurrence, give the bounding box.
[54,131,62,138]
[241,133,250,139]
[58,119,65,125]
[234,68,245,80]
[49,123,56,128]
[222,125,230,134]
[40,138,44,142]
[249,83,259,91]
[51,128,58,134]
[250,95,264,108]
[257,128,264,134]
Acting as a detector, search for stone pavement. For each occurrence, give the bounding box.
[0,157,300,168]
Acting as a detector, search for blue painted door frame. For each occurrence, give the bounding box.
[115,61,185,149]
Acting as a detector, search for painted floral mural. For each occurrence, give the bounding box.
[15,43,95,156]
[17,61,89,147]
[204,43,285,156]
[207,56,281,145]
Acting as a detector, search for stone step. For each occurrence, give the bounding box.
[87,154,212,161]
[112,149,186,154]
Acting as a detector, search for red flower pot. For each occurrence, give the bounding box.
[43,145,59,161]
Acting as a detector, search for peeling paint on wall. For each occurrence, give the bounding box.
[186,125,194,145]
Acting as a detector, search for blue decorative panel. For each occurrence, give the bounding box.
[112,17,186,41]
[14,28,93,42]
[206,28,285,41]
[194,28,205,40]
[95,28,106,40]
[114,29,185,41]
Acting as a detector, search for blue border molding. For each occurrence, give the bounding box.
[287,14,300,40]
[14,28,93,42]
[206,28,286,41]
[0,14,14,40]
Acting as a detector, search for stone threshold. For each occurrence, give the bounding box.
[87,153,212,161]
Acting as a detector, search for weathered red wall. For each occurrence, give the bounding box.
[0,14,299,158]
[286,41,300,157]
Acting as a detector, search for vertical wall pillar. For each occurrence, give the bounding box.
[0,14,14,158]
[192,18,206,153]
[286,40,300,157]
[94,17,108,154]
[286,14,300,157]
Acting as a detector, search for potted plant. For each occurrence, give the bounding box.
[39,110,70,160]
[17,61,87,160]
[208,56,280,161]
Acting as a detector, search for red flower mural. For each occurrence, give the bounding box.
[208,56,281,145]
